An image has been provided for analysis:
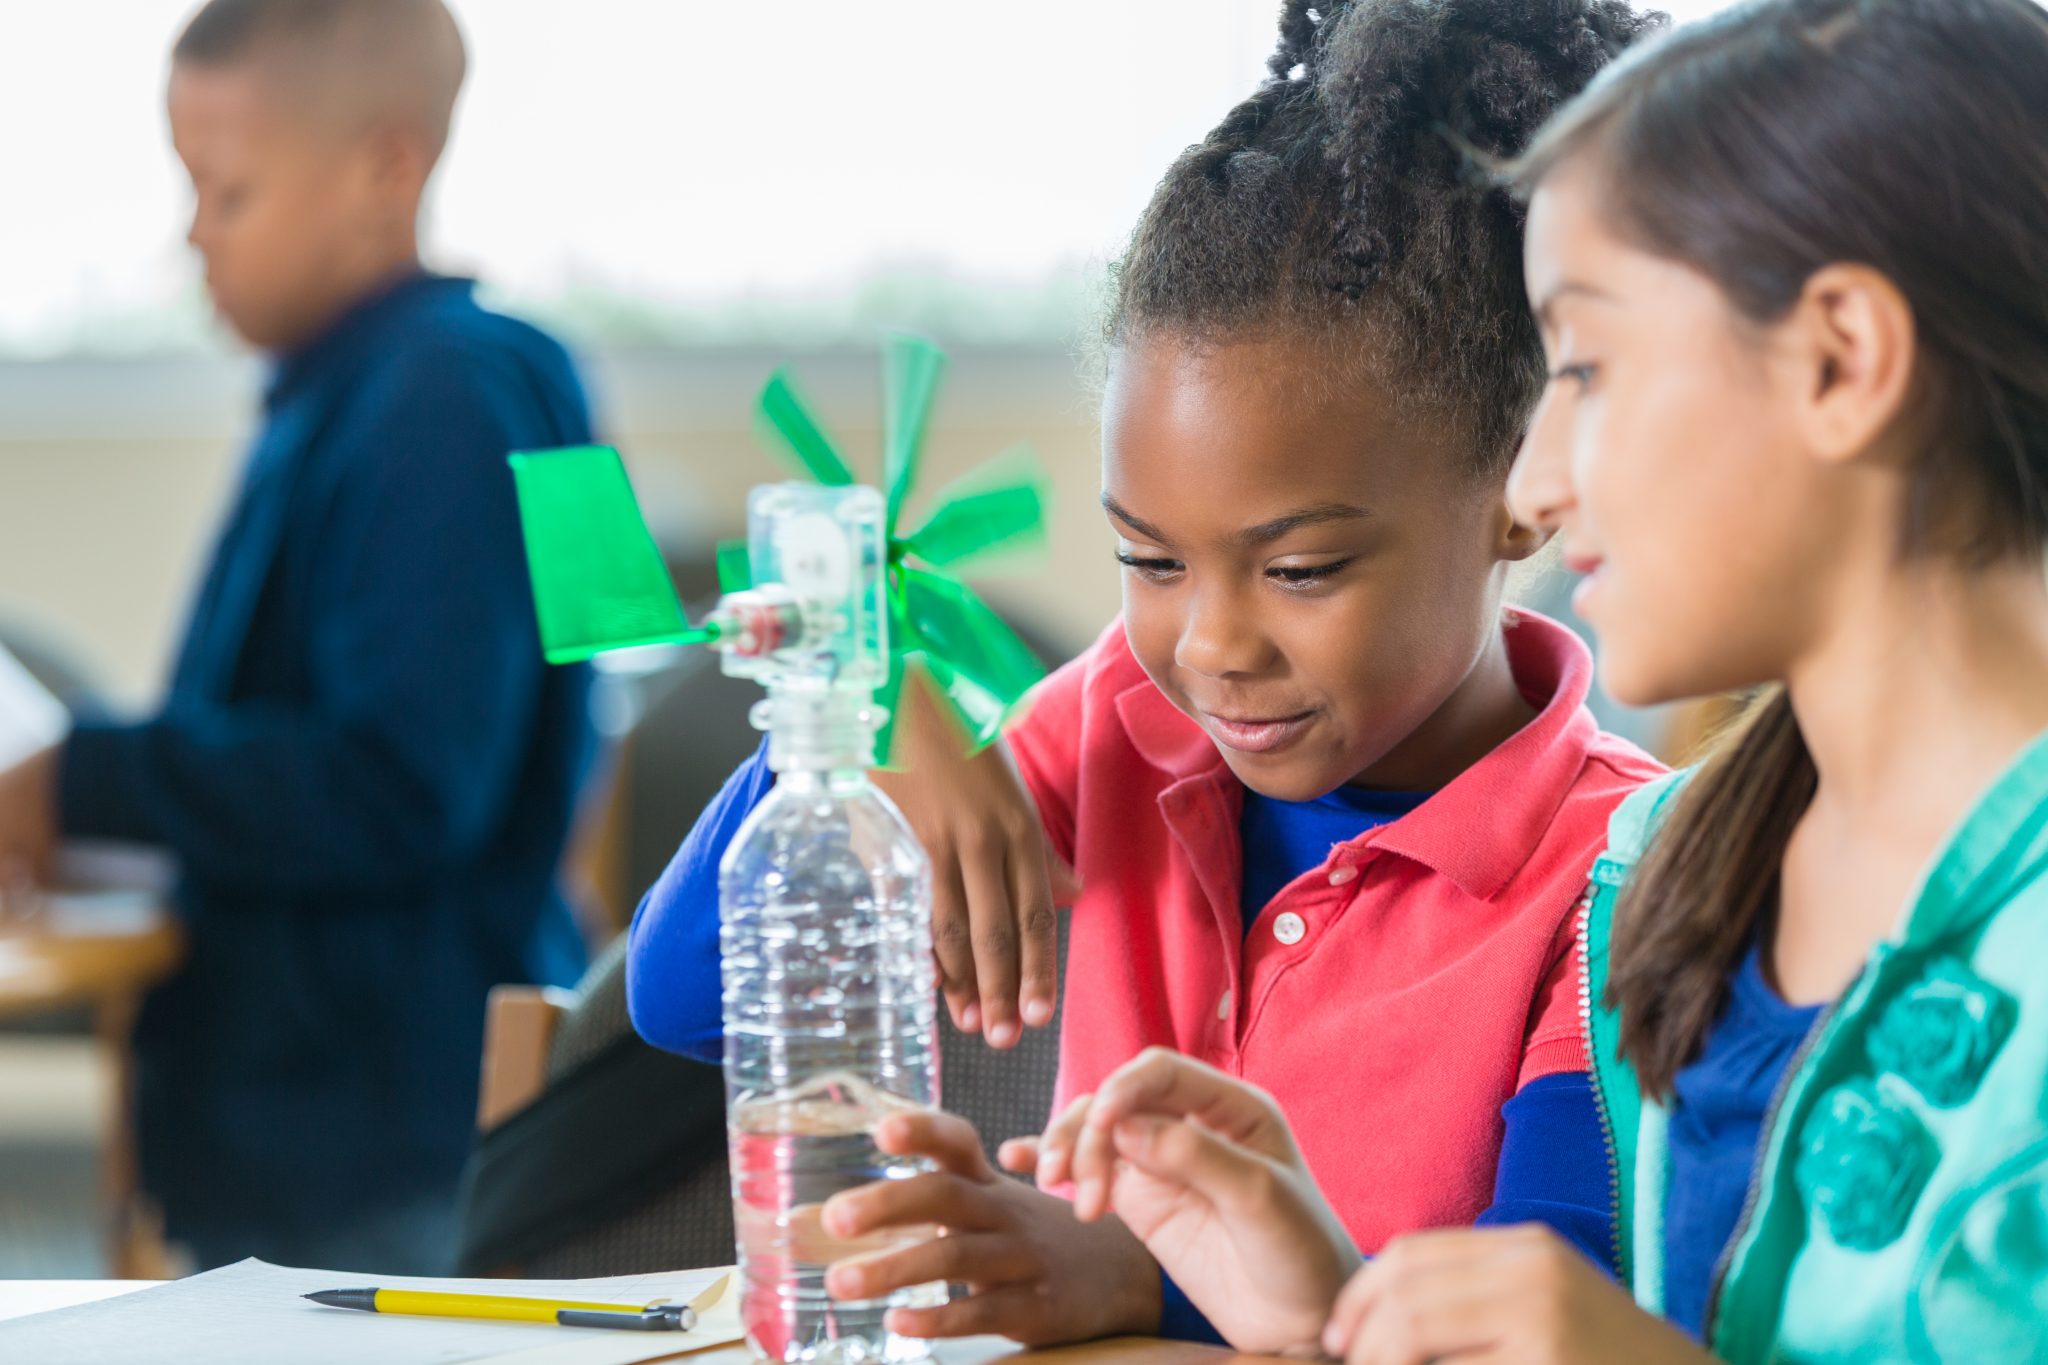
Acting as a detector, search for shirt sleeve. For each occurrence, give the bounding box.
[1004,649,1089,871]
[57,352,574,892]
[1473,1071,1616,1275]
[1156,1270,1229,1345]
[626,739,777,1062]
[1518,899,1592,1085]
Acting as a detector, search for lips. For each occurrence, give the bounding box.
[1561,547,1605,577]
[1199,709,1316,755]
[1567,553,1607,617]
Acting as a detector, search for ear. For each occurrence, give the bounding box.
[1782,263,1918,467]
[359,122,433,214]
[1492,492,1554,563]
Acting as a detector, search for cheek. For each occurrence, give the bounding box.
[1580,369,1804,701]
[1118,585,1183,694]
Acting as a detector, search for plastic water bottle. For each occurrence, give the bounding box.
[720,687,942,1364]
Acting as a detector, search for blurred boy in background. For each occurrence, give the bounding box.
[0,0,595,1271]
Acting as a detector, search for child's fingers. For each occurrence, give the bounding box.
[1324,1263,1377,1358]
[822,1170,1004,1242]
[995,1135,1039,1175]
[1066,1049,1249,1207]
[960,836,1022,1048]
[1007,834,1061,1031]
[931,854,981,1035]
[1033,1093,1093,1191]
[825,1231,1038,1303]
[883,1284,1051,1342]
[1323,1231,1489,1358]
[1106,1114,1275,1218]
[1341,1276,1520,1365]
[873,1111,993,1180]
[1089,1048,1296,1159]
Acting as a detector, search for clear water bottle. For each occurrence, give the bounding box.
[720,686,943,1364]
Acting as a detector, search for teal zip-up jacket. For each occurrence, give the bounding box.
[1585,732,2048,1364]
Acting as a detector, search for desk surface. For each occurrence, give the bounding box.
[0,1282,1250,1365]
[0,894,182,1019]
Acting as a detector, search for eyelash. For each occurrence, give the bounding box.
[1114,552,1354,590]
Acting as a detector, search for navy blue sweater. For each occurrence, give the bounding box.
[58,272,596,1268]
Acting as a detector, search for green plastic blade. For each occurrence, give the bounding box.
[918,652,1012,751]
[882,335,946,535]
[898,445,1048,569]
[898,567,1046,746]
[508,446,698,664]
[715,539,753,593]
[756,369,855,487]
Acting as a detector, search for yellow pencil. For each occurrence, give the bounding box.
[303,1272,728,1332]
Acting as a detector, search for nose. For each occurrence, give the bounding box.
[1174,581,1270,679]
[1506,389,1575,533]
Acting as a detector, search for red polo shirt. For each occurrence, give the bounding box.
[1009,609,1663,1252]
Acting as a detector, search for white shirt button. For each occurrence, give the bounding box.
[1273,912,1307,946]
[1327,865,1358,886]
[1217,990,1233,1021]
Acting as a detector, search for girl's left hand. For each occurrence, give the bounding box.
[1324,1226,1718,1365]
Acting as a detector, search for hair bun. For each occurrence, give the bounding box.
[1309,0,1662,289]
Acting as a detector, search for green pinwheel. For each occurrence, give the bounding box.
[745,335,1049,762]
[506,335,1048,763]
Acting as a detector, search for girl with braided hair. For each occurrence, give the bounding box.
[628,0,1662,1348]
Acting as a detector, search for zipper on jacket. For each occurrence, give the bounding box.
[1576,889,1625,1277]
[1701,984,1846,1344]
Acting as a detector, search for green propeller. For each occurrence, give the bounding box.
[507,444,718,664]
[747,335,1049,762]
[505,337,1049,763]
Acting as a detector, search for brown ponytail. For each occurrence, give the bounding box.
[1610,691,1814,1096]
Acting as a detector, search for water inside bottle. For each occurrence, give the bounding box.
[731,1072,945,1363]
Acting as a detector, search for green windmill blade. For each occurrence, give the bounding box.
[882,334,946,533]
[898,444,1048,570]
[756,369,856,487]
[898,566,1046,749]
[507,445,712,664]
[746,339,1052,763]
[714,539,753,593]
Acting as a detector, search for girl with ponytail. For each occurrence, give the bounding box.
[627,0,1662,1348]
[1038,1,2048,1360]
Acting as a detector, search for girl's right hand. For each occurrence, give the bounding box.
[871,669,1079,1050]
[1002,1048,1362,1356]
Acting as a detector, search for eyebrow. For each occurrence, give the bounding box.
[1102,493,1371,548]
[1534,280,1615,328]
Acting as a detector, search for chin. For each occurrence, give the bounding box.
[1221,751,1347,804]
[1597,647,1720,711]
[212,302,271,350]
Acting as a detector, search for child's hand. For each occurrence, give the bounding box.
[820,1109,1159,1346]
[1004,1049,1361,1356]
[871,672,1078,1050]
[1324,1226,1718,1365]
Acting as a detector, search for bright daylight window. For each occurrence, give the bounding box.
[0,0,1741,358]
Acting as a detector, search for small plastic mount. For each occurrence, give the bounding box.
[710,482,890,697]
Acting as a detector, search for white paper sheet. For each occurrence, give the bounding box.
[0,1259,741,1365]
[0,643,66,771]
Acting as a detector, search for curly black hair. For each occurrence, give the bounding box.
[1109,0,1664,471]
